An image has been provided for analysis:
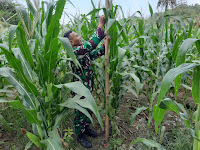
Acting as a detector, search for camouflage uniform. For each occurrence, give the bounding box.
[71,27,106,135]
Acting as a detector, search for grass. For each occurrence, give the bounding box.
[0,104,31,150]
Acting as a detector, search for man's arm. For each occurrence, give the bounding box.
[89,36,111,60]
[89,44,105,61]
[83,15,106,51]
[73,15,106,56]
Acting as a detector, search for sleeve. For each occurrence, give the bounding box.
[89,44,105,61]
[83,27,106,51]
[73,27,106,56]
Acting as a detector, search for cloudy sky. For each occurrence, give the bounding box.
[14,0,200,23]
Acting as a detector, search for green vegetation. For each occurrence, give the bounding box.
[166,4,200,19]
[0,0,19,25]
[0,0,200,149]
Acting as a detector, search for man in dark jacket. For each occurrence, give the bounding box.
[64,15,110,148]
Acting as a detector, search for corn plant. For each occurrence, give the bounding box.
[0,0,103,149]
[153,38,200,150]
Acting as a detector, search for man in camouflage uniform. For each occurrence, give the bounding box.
[64,15,109,148]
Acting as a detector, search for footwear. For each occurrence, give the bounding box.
[85,125,98,138]
[77,133,92,149]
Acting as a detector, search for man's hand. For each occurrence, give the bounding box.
[104,36,111,43]
[98,15,106,29]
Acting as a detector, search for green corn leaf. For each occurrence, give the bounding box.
[45,1,55,28]
[154,63,197,132]
[122,85,137,98]
[59,37,79,67]
[0,46,39,98]
[192,66,200,104]
[22,109,42,125]
[44,38,58,83]
[0,99,24,109]
[158,63,198,105]
[12,48,34,81]
[55,81,103,130]
[91,0,96,9]
[16,26,34,69]
[173,101,190,128]
[0,99,42,128]
[9,25,18,51]
[153,105,166,133]
[41,129,64,150]
[106,19,115,31]
[149,3,153,17]
[0,68,36,108]
[54,109,69,128]
[129,73,141,95]
[86,8,101,16]
[24,130,44,148]
[25,141,33,150]
[159,98,179,114]
[129,138,166,150]
[129,107,147,125]
[44,0,66,54]
[120,72,141,95]
[118,47,126,70]
[175,39,200,96]
[172,34,183,62]
[59,96,93,124]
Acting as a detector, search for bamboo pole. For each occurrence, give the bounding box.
[105,0,110,143]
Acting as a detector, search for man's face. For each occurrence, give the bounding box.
[69,32,83,46]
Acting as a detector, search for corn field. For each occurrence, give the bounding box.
[0,0,200,149]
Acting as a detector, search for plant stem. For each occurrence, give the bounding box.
[105,0,110,143]
[193,104,200,150]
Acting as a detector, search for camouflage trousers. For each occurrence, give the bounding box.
[74,108,93,135]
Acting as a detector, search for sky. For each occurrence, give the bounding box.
[14,0,200,24]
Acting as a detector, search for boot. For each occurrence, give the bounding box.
[85,125,98,138]
[77,133,92,149]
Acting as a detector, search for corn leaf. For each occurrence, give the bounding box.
[55,81,103,130]
[22,109,42,125]
[9,25,18,51]
[0,67,36,108]
[192,66,200,104]
[12,48,34,81]
[129,138,165,150]
[106,19,115,31]
[44,38,58,83]
[59,37,79,67]
[44,0,66,53]
[153,105,166,133]
[130,107,147,125]
[16,26,34,69]
[41,129,64,150]
[159,98,179,114]
[59,96,93,124]
[25,130,44,148]
[175,39,200,96]
[0,46,39,97]
[118,47,126,70]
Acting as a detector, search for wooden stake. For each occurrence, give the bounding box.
[105,0,110,143]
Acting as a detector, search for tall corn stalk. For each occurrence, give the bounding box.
[105,0,110,142]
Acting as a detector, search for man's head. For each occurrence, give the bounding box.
[64,31,83,47]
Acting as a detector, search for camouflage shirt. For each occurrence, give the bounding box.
[71,27,106,92]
